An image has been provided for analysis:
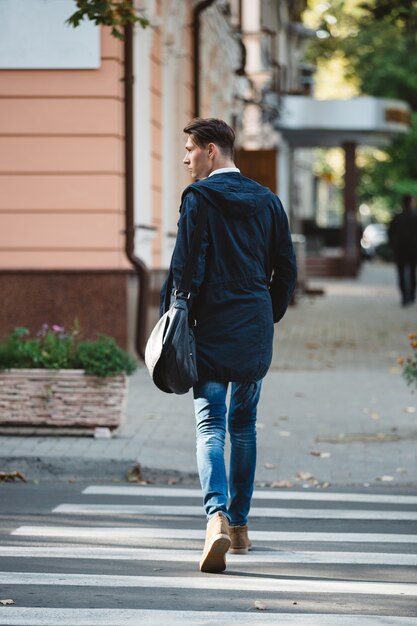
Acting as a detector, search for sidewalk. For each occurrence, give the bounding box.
[1,261,416,487]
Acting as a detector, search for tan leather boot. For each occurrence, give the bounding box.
[199,512,231,573]
[229,524,252,554]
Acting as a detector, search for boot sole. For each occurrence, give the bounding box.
[229,546,251,554]
[199,534,231,573]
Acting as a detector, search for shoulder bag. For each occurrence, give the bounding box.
[145,201,208,394]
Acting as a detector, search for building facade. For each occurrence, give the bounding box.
[0,0,242,350]
[0,0,316,353]
[0,1,130,347]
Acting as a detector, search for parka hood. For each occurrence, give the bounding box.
[183,172,273,219]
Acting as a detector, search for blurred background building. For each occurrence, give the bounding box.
[0,0,411,356]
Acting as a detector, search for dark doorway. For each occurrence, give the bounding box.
[235,149,277,192]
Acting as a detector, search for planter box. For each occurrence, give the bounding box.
[0,369,128,429]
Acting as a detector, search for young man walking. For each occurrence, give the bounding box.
[161,118,297,573]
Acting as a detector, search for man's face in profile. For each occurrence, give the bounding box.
[183,136,211,181]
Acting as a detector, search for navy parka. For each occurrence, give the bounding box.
[160,172,297,384]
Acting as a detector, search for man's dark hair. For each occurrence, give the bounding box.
[183,118,235,158]
[402,193,414,210]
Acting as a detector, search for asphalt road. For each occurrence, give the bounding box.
[0,481,417,625]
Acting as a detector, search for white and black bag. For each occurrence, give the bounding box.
[145,203,208,394]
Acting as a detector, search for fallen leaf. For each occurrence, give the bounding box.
[0,471,26,483]
[264,462,276,470]
[296,471,314,481]
[270,480,293,488]
[321,481,330,488]
[168,478,178,485]
[404,407,416,414]
[396,467,408,474]
[126,464,152,484]
[310,450,330,458]
[254,600,267,610]
[257,422,265,429]
[375,475,394,482]
[278,416,288,421]
[305,342,319,350]
[0,599,15,606]
[389,367,400,374]
[279,431,291,437]
[370,412,381,420]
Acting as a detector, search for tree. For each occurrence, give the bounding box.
[305,0,417,212]
[67,0,149,40]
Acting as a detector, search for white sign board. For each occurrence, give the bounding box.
[0,0,100,69]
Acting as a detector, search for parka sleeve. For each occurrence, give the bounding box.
[160,190,209,316]
[269,199,297,323]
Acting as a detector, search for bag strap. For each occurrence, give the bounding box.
[163,193,208,311]
[175,196,208,300]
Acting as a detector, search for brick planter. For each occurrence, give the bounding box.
[0,369,128,429]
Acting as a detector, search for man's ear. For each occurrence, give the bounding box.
[207,142,216,159]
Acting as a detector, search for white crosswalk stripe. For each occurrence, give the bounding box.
[1,609,416,626]
[52,502,417,520]
[12,525,417,543]
[3,485,417,624]
[2,546,416,565]
[1,571,417,596]
[83,485,417,505]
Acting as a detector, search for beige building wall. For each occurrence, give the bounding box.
[150,0,164,267]
[161,0,195,267]
[0,1,242,348]
[148,0,194,269]
[0,27,132,347]
[0,28,128,271]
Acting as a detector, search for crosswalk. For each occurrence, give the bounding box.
[1,485,417,624]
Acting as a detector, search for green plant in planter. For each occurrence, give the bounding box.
[399,333,417,391]
[0,324,137,378]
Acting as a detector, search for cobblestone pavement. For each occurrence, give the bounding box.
[1,261,416,488]
[272,261,416,371]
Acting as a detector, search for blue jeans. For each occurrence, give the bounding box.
[193,379,262,526]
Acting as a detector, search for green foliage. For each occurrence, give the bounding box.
[358,114,417,209]
[67,0,150,40]
[402,333,417,390]
[361,1,417,32]
[0,324,137,378]
[305,0,417,213]
[76,335,137,377]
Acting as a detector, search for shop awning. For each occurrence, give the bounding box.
[276,95,411,147]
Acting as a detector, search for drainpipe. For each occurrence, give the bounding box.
[124,22,150,360]
[193,0,217,117]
